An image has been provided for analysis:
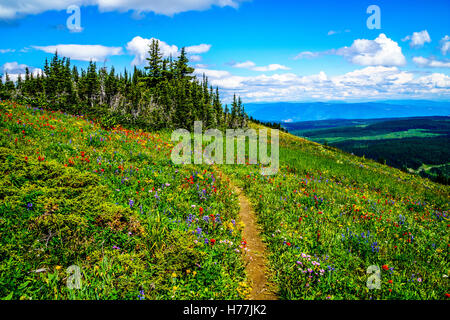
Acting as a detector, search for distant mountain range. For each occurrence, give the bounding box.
[244,100,450,122]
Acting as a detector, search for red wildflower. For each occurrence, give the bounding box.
[210,239,216,245]
[286,242,291,246]
[382,265,389,271]
[388,280,393,284]
[298,217,302,222]
[446,293,450,298]
[199,207,204,214]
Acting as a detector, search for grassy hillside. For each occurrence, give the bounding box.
[221,124,449,299]
[0,101,248,300]
[1,101,449,300]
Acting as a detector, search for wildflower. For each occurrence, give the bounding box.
[129,199,134,208]
[382,265,389,271]
[171,272,177,278]
[199,207,204,214]
[210,239,216,245]
[55,265,62,270]
[388,279,393,284]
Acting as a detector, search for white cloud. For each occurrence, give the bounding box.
[185,44,211,54]
[327,29,350,36]
[413,56,450,68]
[194,67,231,79]
[230,60,290,71]
[0,0,243,20]
[294,34,406,67]
[1,62,43,82]
[195,64,450,102]
[33,44,123,62]
[0,49,15,53]
[402,30,431,48]
[336,34,406,66]
[126,36,178,65]
[231,61,255,68]
[440,35,450,55]
[294,51,320,59]
[252,64,290,72]
[189,55,203,62]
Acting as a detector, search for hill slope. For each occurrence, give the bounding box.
[1,101,448,300]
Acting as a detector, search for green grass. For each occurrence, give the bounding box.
[0,102,449,300]
[310,129,443,144]
[0,101,248,300]
[219,124,449,299]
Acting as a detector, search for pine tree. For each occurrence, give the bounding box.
[175,47,194,80]
[144,39,163,88]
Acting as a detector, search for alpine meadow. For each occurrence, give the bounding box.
[0,0,449,307]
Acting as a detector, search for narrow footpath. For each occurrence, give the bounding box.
[218,168,278,300]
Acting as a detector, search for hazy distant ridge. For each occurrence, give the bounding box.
[244,101,450,122]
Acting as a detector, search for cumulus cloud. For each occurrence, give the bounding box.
[195,64,450,102]
[126,36,211,65]
[294,34,406,67]
[402,30,431,48]
[194,67,231,79]
[440,35,450,55]
[335,34,406,66]
[230,60,290,71]
[0,0,243,20]
[1,62,43,82]
[33,44,123,62]
[126,36,178,65]
[413,56,450,68]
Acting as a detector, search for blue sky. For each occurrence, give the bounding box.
[0,0,449,102]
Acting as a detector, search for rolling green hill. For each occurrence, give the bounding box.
[286,117,450,184]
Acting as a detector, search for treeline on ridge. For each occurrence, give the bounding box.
[0,40,247,131]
